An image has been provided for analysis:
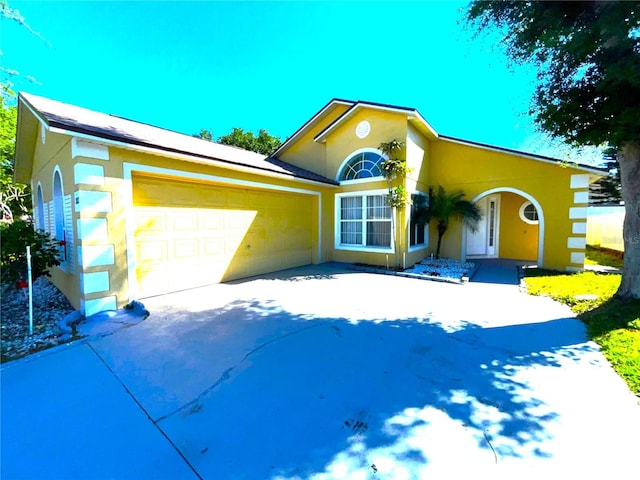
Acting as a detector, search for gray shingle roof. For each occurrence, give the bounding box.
[20,93,338,186]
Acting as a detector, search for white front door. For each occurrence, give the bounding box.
[466,195,499,257]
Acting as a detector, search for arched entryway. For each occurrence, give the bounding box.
[462,187,544,267]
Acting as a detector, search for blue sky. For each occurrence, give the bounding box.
[2,1,600,161]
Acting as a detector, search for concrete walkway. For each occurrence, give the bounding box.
[2,264,639,479]
[470,258,534,285]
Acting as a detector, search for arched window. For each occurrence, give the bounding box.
[36,184,45,231]
[338,150,385,182]
[53,170,66,263]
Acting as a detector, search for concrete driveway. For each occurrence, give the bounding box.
[2,263,639,479]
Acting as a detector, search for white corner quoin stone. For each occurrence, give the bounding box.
[74,163,105,186]
[569,207,588,219]
[78,245,115,268]
[82,296,117,317]
[77,218,108,242]
[571,251,586,264]
[570,174,590,189]
[74,190,112,213]
[567,237,587,249]
[71,138,109,161]
[573,191,589,204]
[572,222,587,235]
[81,271,110,295]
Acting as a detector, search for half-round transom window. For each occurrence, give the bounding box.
[519,201,539,224]
[339,151,385,181]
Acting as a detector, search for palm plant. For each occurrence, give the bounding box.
[429,186,482,258]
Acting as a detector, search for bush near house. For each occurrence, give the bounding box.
[0,219,60,288]
[524,265,640,396]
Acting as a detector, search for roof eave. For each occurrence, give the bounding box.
[439,135,607,176]
[14,94,46,184]
[45,122,338,187]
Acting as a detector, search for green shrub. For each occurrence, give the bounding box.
[1,219,60,286]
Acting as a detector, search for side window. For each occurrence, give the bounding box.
[53,170,67,262]
[519,201,539,225]
[36,184,45,231]
[410,193,429,247]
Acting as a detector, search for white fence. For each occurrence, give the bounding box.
[587,205,625,252]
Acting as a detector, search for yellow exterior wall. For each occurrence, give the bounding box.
[30,131,81,309]
[404,124,431,267]
[278,103,351,178]
[499,192,538,261]
[323,109,410,267]
[429,140,588,270]
[324,109,407,179]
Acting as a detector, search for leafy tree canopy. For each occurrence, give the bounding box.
[194,127,282,156]
[0,94,29,220]
[590,147,622,205]
[467,1,640,147]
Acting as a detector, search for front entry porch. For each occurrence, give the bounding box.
[464,190,542,266]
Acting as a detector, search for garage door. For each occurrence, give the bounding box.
[132,174,315,298]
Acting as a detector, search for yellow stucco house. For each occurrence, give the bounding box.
[15,94,604,315]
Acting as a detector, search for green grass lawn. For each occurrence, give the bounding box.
[585,244,624,268]
[523,267,640,396]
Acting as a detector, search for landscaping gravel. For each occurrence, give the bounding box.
[405,257,476,280]
[1,277,76,362]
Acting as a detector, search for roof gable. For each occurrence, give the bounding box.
[271,98,354,157]
[313,100,438,144]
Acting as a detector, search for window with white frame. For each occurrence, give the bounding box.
[36,185,45,231]
[53,170,67,262]
[339,151,385,181]
[519,201,539,225]
[338,193,392,249]
[409,193,429,248]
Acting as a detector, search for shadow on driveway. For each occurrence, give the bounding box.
[3,266,639,479]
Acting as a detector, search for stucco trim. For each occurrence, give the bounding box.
[570,174,591,188]
[74,163,105,186]
[569,207,588,219]
[71,138,109,161]
[567,237,587,249]
[464,187,545,267]
[82,295,117,317]
[573,191,589,204]
[122,162,323,301]
[572,222,587,234]
[81,271,110,295]
[570,251,586,264]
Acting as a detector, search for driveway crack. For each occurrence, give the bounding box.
[155,321,329,424]
[87,343,203,480]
